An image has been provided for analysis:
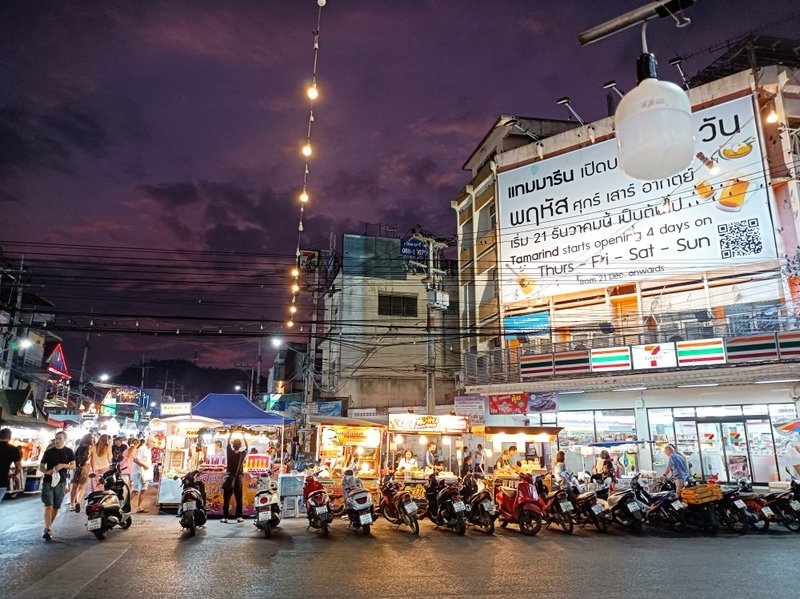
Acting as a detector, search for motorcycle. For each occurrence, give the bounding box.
[85,465,132,540]
[714,481,760,535]
[533,475,575,534]
[253,473,282,538]
[630,473,687,532]
[654,478,720,534]
[494,472,544,536]
[342,469,376,535]
[750,470,800,533]
[378,475,420,535]
[559,471,612,533]
[736,478,773,532]
[177,470,207,537]
[425,472,468,535]
[592,474,645,534]
[460,472,497,534]
[303,474,335,537]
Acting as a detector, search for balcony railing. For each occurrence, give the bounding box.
[463,313,800,385]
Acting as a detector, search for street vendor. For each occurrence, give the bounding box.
[423,443,437,469]
[396,449,418,472]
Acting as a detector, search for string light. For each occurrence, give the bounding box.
[287,1,326,323]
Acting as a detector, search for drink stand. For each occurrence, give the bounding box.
[387,414,470,504]
[310,415,388,510]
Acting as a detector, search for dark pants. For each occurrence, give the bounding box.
[223,476,243,518]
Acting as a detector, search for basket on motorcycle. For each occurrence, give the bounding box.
[680,484,723,504]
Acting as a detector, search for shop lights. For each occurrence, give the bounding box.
[307,83,319,100]
[289,305,297,314]
[418,435,428,445]
[299,190,309,203]
[394,434,404,445]
[677,383,719,388]
[613,386,647,392]
[441,436,451,446]
[754,379,800,384]
[291,283,300,293]
[291,268,300,277]
[559,390,585,395]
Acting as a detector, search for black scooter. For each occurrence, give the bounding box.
[177,470,207,537]
[85,465,132,540]
[425,473,467,535]
[460,472,497,534]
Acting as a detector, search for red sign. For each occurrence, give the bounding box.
[488,393,528,415]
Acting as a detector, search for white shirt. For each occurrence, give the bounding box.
[132,445,153,482]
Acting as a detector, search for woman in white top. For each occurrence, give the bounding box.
[396,450,418,472]
[92,434,112,491]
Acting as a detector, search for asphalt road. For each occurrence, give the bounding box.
[1,491,798,599]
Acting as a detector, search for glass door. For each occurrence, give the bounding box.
[673,420,701,481]
[745,418,778,484]
[697,422,727,482]
[721,421,750,482]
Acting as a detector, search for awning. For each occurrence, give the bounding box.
[309,414,387,428]
[193,393,294,426]
[476,425,563,436]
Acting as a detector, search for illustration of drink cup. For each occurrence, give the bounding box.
[716,174,750,212]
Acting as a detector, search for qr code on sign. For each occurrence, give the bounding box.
[718,218,763,259]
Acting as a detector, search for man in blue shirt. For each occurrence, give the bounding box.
[662,444,690,493]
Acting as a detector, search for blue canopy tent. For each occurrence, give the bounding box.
[193,393,294,426]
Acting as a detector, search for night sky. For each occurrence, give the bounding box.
[2,0,799,379]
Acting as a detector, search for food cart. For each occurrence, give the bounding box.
[189,393,292,517]
[475,425,562,492]
[387,413,470,501]
[0,389,57,496]
[310,415,388,509]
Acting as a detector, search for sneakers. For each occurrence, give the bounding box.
[42,529,51,541]
[237,517,243,523]
[221,518,228,523]
[74,502,80,513]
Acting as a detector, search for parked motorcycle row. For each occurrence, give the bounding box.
[80,465,800,541]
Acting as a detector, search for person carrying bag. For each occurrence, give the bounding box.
[221,427,248,523]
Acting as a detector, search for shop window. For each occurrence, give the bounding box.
[770,403,800,481]
[557,411,596,474]
[743,404,769,416]
[696,405,743,417]
[648,408,675,471]
[673,407,696,417]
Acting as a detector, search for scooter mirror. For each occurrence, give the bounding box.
[173,476,179,481]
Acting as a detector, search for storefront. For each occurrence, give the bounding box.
[476,425,561,491]
[388,413,469,476]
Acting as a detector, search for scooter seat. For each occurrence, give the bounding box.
[737,492,758,499]
[500,487,517,500]
[577,491,596,502]
[546,490,560,500]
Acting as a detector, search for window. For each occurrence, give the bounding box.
[378,294,417,317]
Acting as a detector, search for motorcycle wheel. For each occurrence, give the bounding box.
[321,522,329,537]
[384,506,400,525]
[779,507,800,533]
[753,516,770,532]
[454,516,466,536]
[92,529,107,541]
[262,521,272,538]
[670,510,687,532]
[120,516,132,530]
[185,512,196,537]
[723,506,749,535]
[329,498,345,517]
[593,514,609,533]
[409,515,420,535]
[362,524,371,536]
[196,511,207,527]
[519,510,542,536]
[629,518,643,535]
[560,513,574,534]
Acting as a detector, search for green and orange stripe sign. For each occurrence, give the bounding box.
[590,346,632,372]
[676,338,726,366]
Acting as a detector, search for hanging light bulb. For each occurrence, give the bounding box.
[291,268,300,277]
[307,84,318,100]
[290,305,297,314]
[292,283,300,293]
[287,320,294,328]
[302,143,312,157]
[299,190,309,203]
[615,28,694,180]
[766,100,779,124]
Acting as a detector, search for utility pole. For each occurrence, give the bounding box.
[303,256,320,452]
[409,229,449,415]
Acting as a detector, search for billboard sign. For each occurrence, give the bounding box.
[497,96,777,308]
[454,394,486,424]
[400,237,428,259]
[631,343,678,370]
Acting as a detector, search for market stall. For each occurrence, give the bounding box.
[311,415,388,507]
[0,389,57,496]
[190,393,293,517]
[387,413,470,499]
[475,425,562,491]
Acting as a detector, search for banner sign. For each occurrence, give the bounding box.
[319,425,382,449]
[497,96,777,308]
[488,392,528,415]
[388,414,469,434]
[676,338,726,366]
[454,394,486,424]
[400,237,428,259]
[160,402,192,416]
[503,312,550,339]
[630,343,678,370]
[725,334,778,363]
[526,392,558,413]
[520,354,554,378]
[590,346,632,372]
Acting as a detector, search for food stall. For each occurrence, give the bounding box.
[387,413,470,500]
[475,425,562,491]
[190,393,292,517]
[0,389,57,496]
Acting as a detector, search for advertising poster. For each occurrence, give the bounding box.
[526,391,558,413]
[454,394,486,424]
[488,392,528,415]
[497,96,777,309]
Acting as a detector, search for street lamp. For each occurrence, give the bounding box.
[234,384,242,392]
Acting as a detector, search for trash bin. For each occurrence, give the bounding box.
[25,476,41,493]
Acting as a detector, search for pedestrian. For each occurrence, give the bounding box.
[69,434,94,512]
[506,445,519,468]
[92,434,112,491]
[221,428,248,523]
[495,449,510,471]
[130,437,154,513]
[0,428,23,504]
[112,436,128,466]
[473,443,486,475]
[662,444,690,494]
[423,442,437,469]
[553,450,568,487]
[39,431,75,540]
[595,450,615,480]
[120,439,139,486]
[460,453,473,478]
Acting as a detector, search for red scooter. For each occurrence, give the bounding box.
[495,472,545,536]
[303,474,335,537]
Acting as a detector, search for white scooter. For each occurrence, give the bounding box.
[343,469,376,535]
[253,473,282,538]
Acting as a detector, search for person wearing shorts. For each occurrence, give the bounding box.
[39,432,75,540]
[130,438,153,513]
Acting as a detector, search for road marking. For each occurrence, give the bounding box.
[13,543,130,599]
